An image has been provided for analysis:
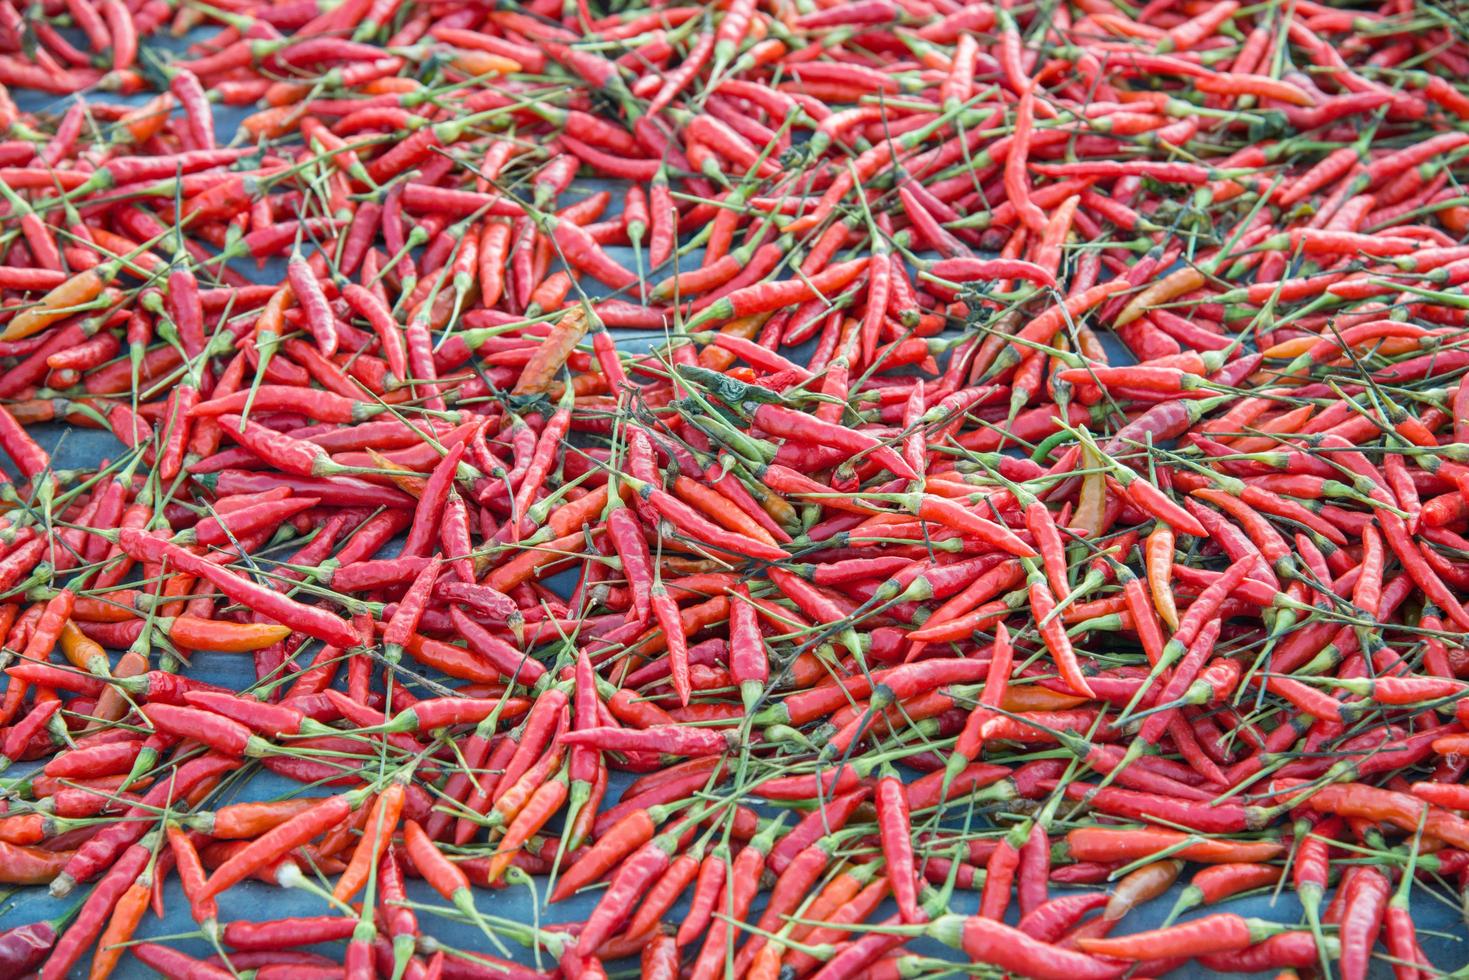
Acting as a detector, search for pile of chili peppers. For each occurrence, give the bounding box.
[1,0,1469,975]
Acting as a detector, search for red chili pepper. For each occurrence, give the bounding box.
[688,817,784,980]
[115,529,359,648]
[203,792,359,898]
[926,914,1127,980]
[1077,913,1279,961]
[873,764,921,922]
[1338,866,1391,980]
[132,944,233,980]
